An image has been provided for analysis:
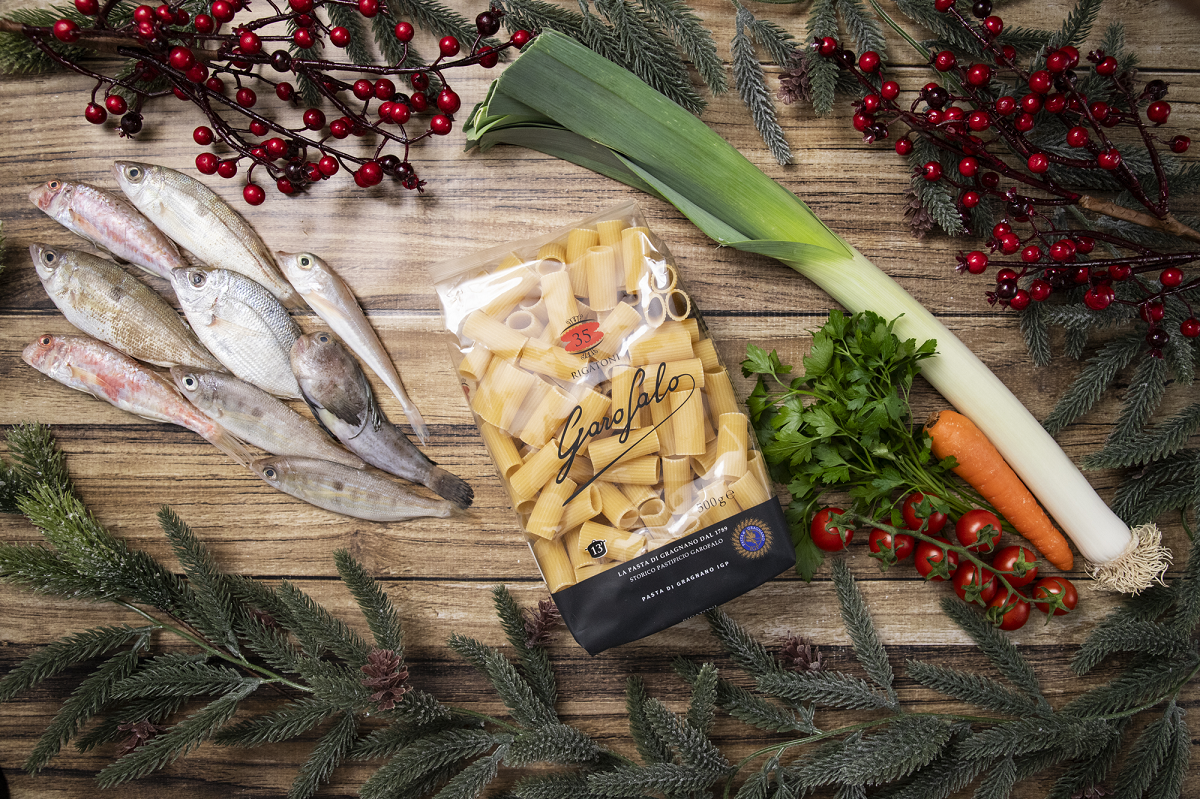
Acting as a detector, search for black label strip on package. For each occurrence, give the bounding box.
[552,497,795,655]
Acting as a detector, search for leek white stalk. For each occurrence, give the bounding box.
[466,31,1170,592]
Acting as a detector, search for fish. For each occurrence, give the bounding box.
[252,455,453,521]
[278,251,431,444]
[171,366,367,470]
[31,244,224,371]
[111,161,302,308]
[171,266,303,399]
[290,331,474,509]
[28,179,188,281]
[22,334,252,467]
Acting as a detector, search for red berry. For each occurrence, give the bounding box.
[961,191,981,209]
[374,78,396,101]
[1050,240,1075,261]
[1044,93,1066,114]
[998,44,1016,63]
[357,161,383,186]
[1089,101,1110,121]
[816,36,837,57]
[439,35,460,57]
[74,0,99,14]
[410,72,430,91]
[186,63,208,83]
[967,111,990,131]
[409,92,428,112]
[133,4,154,22]
[934,50,957,71]
[84,102,107,124]
[1009,289,1031,310]
[934,0,955,11]
[329,26,350,46]
[478,48,500,68]
[1028,70,1052,94]
[1161,267,1184,287]
[167,46,194,71]
[1030,279,1052,301]
[239,30,261,53]
[852,112,872,133]
[53,18,81,42]
[1014,113,1035,132]
[172,85,190,101]
[303,108,326,130]
[236,87,256,107]
[922,161,942,181]
[998,234,1020,254]
[1075,237,1094,255]
[512,29,532,48]
[194,12,214,32]
[996,268,1018,282]
[329,118,349,138]
[1096,56,1118,76]
[958,157,978,177]
[965,250,988,273]
[943,106,964,122]
[1046,50,1069,72]
[293,28,314,48]
[437,89,461,114]
[348,80,371,101]
[1141,301,1166,323]
[993,222,1011,238]
[394,21,414,41]
[216,159,238,179]
[1074,266,1091,284]
[967,63,992,86]
[1110,264,1132,281]
[243,184,266,205]
[289,0,313,10]
[377,101,395,122]
[390,102,411,124]
[984,15,1002,35]
[1098,149,1122,170]
[1170,135,1191,153]
[358,0,379,16]
[430,114,453,135]
[211,0,234,21]
[1060,45,1079,67]
[1084,285,1115,310]
[994,95,1015,116]
[1021,245,1043,263]
[1181,319,1200,338]
[249,146,267,160]
[1066,126,1089,148]
[925,109,942,125]
[196,152,219,174]
[894,138,913,156]
[1147,101,1171,125]
[1020,93,1042,114]
[193,125,215,145]
[858,50,881,72]
[276,178,295,195]
[205,75,225,93]
[249,119,268,136]
[103,94,126,115]
[1027,153,1049,173]
[265,137,288,158]
[880,80,900,100]
[981,172,999,188]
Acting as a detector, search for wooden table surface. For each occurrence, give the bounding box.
[1,0,1198,795]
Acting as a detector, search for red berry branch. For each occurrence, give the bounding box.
[0,0,532,204]
[814,0,1200,356]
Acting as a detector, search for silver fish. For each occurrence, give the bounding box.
[171,266,302,399]
[111,161,302,308]
[31,244,223,371]
[22,334,251,467]
[252,455,453,521]
[29,179,188,280]
[278,251,430,444]
[290,332,473,509]
[171,366,366,470]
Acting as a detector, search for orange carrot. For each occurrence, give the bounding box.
[925,409,1074,571]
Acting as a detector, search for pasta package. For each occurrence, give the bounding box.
[431,201,794,654]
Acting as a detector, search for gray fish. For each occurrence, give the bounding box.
[112,161,302,308]
[31,244,223,370]
[290,331,473,509]
[29,179,188,280]
[278,251,430,444]
[253,455,453,521]
[172,366,366,469]
[171,266,302,399]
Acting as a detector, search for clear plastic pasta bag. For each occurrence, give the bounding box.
[431,201,795,654]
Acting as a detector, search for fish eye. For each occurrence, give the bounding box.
[127,166,142,180]
[42,251,56,264]
[48,181,59,189]
[190,271,206,287]
[299,256,312,268]
[39,335,51,346]
[317,333,329,343]
[182,376,197,390]
[263,467,276,479]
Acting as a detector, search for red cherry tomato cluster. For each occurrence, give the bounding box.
[811,492,1078,631]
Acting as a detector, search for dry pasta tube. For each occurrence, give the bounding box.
[528,476,577,539]
[519,384,576,448]
[506,309,545,338]
[597,481,639,529]
[621,226,652,292]
[610,365,646,430]
[591,302,642,362]
[596,218,627,248]
[729,470,771,509]
[497,252,524,269]
[463,310,530,362]
[658,358,706,390]
[692,443,719,477]
[649,393,677,456]
[670,387,706,456]
[681,318,700,344]
[542,270,578,340]
[519,294,548,319]
[715,412,749,480]
[749,450,772,489]
[561,484,602,531]
[585,245,620,312]
[473,358,537,433]
[579,520,645,562]
[480,422,523,480]
[510,444,564,501]
[566,227,599,263]
[567,260,589,298]
[457,344,492,382]
[570,386,611,444]
[705,369,739,427]
[698,482,742,528]
[567,455,594,486]
[644,293,667,328]
[662,455,693,511]
[649,262,677,293]
[562,525,584,565]
[531,536,576,592]
[482,267,540,321]
[703,403,717,443]
[537,241,568,263]
[520,339,583,382]
[603,454,660,485]
[620,482,657,508]
[587,427,660,470]
[639,497,672,527]
[535,258,567,276]
[694,338,720,373]
[630,324,693,366]
[665,289,691,322]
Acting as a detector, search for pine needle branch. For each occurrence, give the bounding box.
[732,7,792,166]
[334,550,404,655]
[491,585,557,713]
[831,559,896,707]
[638,0,726,95]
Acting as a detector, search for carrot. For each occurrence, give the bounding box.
[925,409,1074,571]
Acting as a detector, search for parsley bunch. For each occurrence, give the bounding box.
[743,310,996,580]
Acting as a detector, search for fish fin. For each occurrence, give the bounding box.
[398,402,431,445]
[181,248,208,269]
[426,466,473,509]
[305,399,341,440]
[203,423,255,468]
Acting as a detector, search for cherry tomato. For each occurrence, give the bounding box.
[991,545,1039,588]
[914,537,959,581]
[901,492,948,534]
[951,562,997,606]
[1032,576,1078,616]
[810,507,853,552]
[955,509,1002,553]
[988,591,1031,630]
[867,527,914,568]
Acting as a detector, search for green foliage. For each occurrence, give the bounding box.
[336,549,404,654]
[491,585,557,711]
[831,560,896,707]
[732,7,792,166]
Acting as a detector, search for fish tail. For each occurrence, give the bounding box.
[203,424,255,468]
[400,402,430,445]
[426,466,474,509]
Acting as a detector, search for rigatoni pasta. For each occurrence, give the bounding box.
[433,201,793,655]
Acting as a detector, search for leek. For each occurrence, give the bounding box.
[465,31,1170,592]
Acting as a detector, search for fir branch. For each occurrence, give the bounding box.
[909,136,966,236]
[491,585,557,713]
[686,661,718,736]
[938,598,1047,710]
[73,695,187,753]
[109,653,256,699]
[836,0,886,63]
[756,669,895,711]
[638,0,726,95]
[234,603,308,674]
[0,624,149,703]
[1149,705,1190,799]
[874,730,988,799]
[626,675,674,765]
[586,762,716,796]
[504,723,603,767]
[1110,702,1178,799]
[1018,301,1052,367]
[289,711,358,799]
[703,608,783,678]
[595,0,704,114]
[1110,451,1198,524]
[804,0,840,116]
[1072,584,1185,675]
[1063,653,1200,718]
[358,728,499,799]
[1041,332,1144,435]
[276,580,373,666]
[6,422,70,496]
[792,717,952,788]
[831,559,896,707]
[1044,718,1128,799]
[1047,0,1104,50]
[733,8,792,166]
[159,507,239,656]
[214,698,338,746]
[906,661,1043,717]
[447,633,557,730]
[642,696,729,774]
[0,4,96,74]
[973,754,1015,799]
[958,716,1111,762]
[334,550,404,654]
[325,2,375,67]
[432,743,509,799]
[676,656,813,733]
[1087,402,1200,470]
[1168,528,1200,634]
[1069,618,1193,676]
[511,770,599,799]
[388,0,479,44]
[1081,354,1170,468]
[499,0,586,39]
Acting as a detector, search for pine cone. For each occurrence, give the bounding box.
[779,633,825,672]
[904,189,936,240]
[361,648,411,710]
[524,599,561,647]
[777,50,813,106]
[116,719,163,755]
